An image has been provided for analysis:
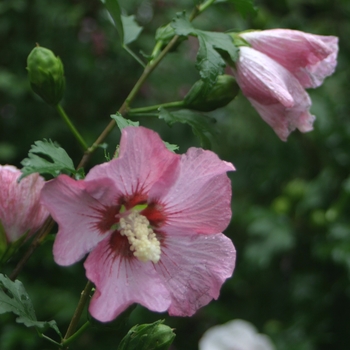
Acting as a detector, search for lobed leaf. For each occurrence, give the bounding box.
[172,12,238,86]
[102,0,124,41]
[20,139,75,180]
[111,113,139,131]
[121,15,143,45]
[158,108,216,149]
[0,274,61,336]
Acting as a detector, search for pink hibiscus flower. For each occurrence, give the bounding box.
[233,47,315,141]
[41,126,236,322]
[231,29,338,141]
[240,29,338,89]
[0,165,48,243]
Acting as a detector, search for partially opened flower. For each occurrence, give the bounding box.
[231,29,338,141]
[232,46,315,141]
[199,319,275,350]
[240,29,338,89]
[0,165,48,243]
[41,126,236,322]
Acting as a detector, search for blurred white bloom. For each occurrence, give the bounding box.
[199,319,275,350]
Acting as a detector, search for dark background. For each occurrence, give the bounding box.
[1,0,349,349]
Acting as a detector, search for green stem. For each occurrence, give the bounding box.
[198,0,216,14]
[150,40,164,64]
[61,321,91,347]
[39,333,62,347]
[126,112,160,118]
[128,100,185,114]
[123,45,146,67]
[77,34,181,169]
[63,280,93,346]
[55,104,88,151]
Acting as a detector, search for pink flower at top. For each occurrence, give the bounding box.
[240,29,338,89]
[0,165,48,243]
[231,29,338,141]
[41,126,236,322]
[233,47,315,141]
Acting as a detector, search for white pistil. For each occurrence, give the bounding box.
[119,211,161,263]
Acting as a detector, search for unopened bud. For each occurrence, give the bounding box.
[184,75,239,112]
[27,45,65,106]
[117,320,175,350]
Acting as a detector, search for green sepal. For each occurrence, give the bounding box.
[117,320,175,350]
[0,232,28,266]
[184,74,239,111]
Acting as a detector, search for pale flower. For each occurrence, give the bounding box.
[0,165,48,243]
[231,29,338,140]
[240,29,338,89]
[199,319,275,350]
[41,126,236,322]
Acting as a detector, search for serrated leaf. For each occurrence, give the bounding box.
[0,274,61,336]
[172,12,238,86]
[159,108,216,149]
[121,15,143,45]
[103,0,124,41]
[163,141,179,153]
[171,11,195,36]
[111,113,139,131]
[20,140,75,180]
[220,0,257,17]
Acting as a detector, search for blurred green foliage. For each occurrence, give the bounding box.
[1,0,350,349]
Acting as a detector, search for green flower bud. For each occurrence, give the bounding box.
[117,320,175,350]
[27,45,65,106]
[184,75,239,112]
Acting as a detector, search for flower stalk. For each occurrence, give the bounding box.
[55,104,88,151]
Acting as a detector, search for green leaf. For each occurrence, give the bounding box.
[20,139,75,180]
[102,0,124,42]
[159,108,216,149]
[111,113,139,132]
[171,12,238,86]
[102,1,143,46]
[121,15,143,45]
[219,0,257,17]
[171,11,194,36]
[163,141,179,153]
[0,274,61,336]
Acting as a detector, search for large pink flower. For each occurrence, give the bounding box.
[41,126,236,322]
[240,29,338,89]
[0,165,48,243]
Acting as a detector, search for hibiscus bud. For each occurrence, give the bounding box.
[27,45,65,106]
[117,320,176,350]
[184,75,239,111]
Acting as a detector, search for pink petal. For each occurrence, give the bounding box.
[233,47,315,141]
[0,165,48,242]
[241,29,338,88]
[86,127,180,205]
[154,231,236,316]
[85,234,171,322]
[248,98,315,141]
[149,148,234,234]
[41,175,119,266]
